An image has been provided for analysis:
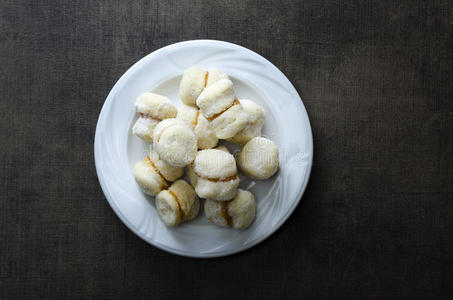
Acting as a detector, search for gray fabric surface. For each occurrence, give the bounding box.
[1,0,452,299]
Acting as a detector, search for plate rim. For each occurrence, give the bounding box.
[94,39,313,258]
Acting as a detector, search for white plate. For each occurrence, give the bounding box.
[94,40,313,258]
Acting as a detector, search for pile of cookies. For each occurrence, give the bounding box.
[132,67,279,230]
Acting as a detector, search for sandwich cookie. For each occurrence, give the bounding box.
[187,149,239,201]
[156,180,200,227]
[179,67,230,106]
[133,150,184,196]
[186,145,231,189]
[237,137,279,180]
[228,99,266,145]
[176,104,218,149]
[187,144,232,182]
[153,119,198,167]
[196,79,248,139]
[204,189,256,229]
[132,92,177,142]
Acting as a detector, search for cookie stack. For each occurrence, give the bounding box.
[132,67,279,229]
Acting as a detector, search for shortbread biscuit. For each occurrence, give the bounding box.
[181,68,248,139]
[209,101,249,139]
[133,149,184,196]
[196,79,236,119]
[205,68,230,86]
[148,149,184,181]
[196,79,248,139]
[132,117,159,143]
[185,147,230,186]
[228,99,266,145]
[153,119,198,167]
[133,157,168,196]
[176,104,218,149]
[186,163,198,188]
[179,66,207,105]
[237,137,279,179]
[204,189,256,229]
[189,149,240,201]
[156,180,200,226]
[179,67,230,106]
[132,92,177,142]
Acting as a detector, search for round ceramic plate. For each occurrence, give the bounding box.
[94,40,313,258]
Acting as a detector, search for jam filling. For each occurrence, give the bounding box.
[193,111,200,127]
[206,98,240,122]
[145,156,167,186]
[168,189,184,219]
[192,168,238,182]
[221,202,233,227]
[204,71,209,88]
[138,112,162,122]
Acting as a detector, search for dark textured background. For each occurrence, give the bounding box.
[1,0,452,299]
